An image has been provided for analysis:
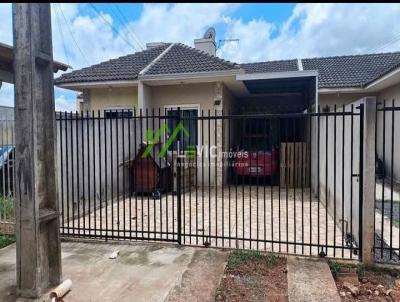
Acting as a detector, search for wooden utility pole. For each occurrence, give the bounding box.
[12,3,62,298]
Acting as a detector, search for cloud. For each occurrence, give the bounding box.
[220,3,400,62]
[2,3,400,110]
[126,3,239,47]
[0,83,14,107]
[55,93,77,112]
[0,3,12,45]
[217,17,275,63]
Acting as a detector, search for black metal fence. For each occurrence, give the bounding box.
[375,100,400,264]
[0,109,15,235]
[56,107,363,259]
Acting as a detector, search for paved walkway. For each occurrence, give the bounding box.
[63,186,351,258]
[0,241,227,302]
[287,256,341,302]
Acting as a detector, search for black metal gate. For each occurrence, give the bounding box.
[56,106,363,259]
[375,100,400,264]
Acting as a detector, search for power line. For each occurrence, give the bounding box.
[53,4,70,67]
[89,3,139,52]
[57,3,90,66]
[113,5,145,50]
[368,32,400,54]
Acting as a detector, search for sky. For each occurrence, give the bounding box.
[1,3,400,111]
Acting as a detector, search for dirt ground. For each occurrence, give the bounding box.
[330,261,400,301]
[215,250,288,302]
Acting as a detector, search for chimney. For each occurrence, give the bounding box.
[146,42,167,49]
[194,27,216,56]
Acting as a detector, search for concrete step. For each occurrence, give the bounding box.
[287,256,341,302]
[166,248,228,302]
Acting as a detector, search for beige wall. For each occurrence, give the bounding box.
[148,82,216,111]
[86,87,138,114]
[144,82,229,186]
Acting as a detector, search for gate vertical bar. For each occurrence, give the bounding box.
[177,108,182,244]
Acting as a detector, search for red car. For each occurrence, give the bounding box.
[233,136,279,177]
[232,118,279,180]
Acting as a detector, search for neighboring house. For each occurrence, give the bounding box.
[0,42,69,85]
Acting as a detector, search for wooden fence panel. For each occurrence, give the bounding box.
[280,142,310,188]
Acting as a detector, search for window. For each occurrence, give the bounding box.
[104,109,133,118]
[165,106,199,152]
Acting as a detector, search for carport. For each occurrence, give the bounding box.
[225,70,318,186]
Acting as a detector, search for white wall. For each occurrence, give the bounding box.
[376,83,400,182]
[311,100,362,244]
[56,116,141,222]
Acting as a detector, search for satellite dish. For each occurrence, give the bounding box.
[203,27,216,41]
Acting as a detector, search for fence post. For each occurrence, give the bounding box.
[361,97,377,266]
[13,3,62,297]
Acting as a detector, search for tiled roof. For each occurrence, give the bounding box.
[302,52,400,88]
[243,52,400,88]
[144,43,240,75]
[55,44,170,84]
[241,59,298,73]
[55,41,400,89]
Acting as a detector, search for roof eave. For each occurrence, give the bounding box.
[237,70,318,81]
[56,79,139,91]
[139,69,245,81]
[318,87,366,94]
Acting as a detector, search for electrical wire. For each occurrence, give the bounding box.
[57,3,90,66]
[113,4,145,50]
[89,3,139,52]
[53,4,71,67]
[367,32,400,54]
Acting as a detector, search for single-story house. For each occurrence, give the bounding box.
[54,29,400,188]
[54,30,400,116]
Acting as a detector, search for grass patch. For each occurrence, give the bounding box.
[328,260,400,278]
[0,196,14,218]
[227,250,283,269]
[0,233,15,249]
[328,260,365,275]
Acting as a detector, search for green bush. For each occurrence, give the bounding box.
[0,234,15,249]
[0,196,14,219]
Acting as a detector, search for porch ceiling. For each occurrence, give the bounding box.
[243,76,315,95]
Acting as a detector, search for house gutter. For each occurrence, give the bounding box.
[56,80,140,90]
[139,69,245,81]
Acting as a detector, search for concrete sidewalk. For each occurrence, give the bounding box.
[287,256,341,302]
[0,241,227,302]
